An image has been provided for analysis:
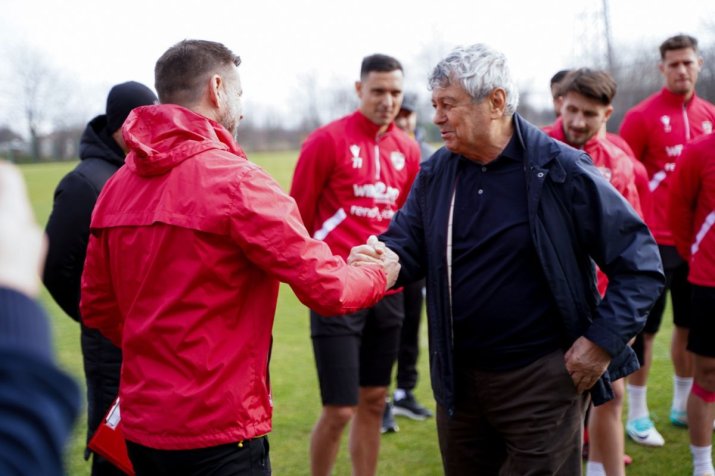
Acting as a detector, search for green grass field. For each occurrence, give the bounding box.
[18,155,691,475]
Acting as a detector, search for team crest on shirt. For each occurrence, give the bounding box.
[703,121,713,134]
[350,144,363,168]
[597,167,613,182]
[660,115,672,133]
[390,151,405,171]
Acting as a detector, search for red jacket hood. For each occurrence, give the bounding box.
[122,104,246,176]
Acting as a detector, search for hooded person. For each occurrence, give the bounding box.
[43,81,157,476]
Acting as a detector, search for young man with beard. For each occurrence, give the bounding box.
[546,68,644,476]
[620,34,715,443]
[290,54,420,475]
[80,40,400,476]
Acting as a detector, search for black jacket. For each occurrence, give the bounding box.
[43,115,123,321]
[380,114,665,410]
[42,115,124,454]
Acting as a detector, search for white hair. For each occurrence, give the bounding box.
[428,43,519,115]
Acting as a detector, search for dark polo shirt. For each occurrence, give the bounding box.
[451,133,564,371]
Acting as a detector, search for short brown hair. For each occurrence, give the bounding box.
[155,39,241,105]
[560,68,616,106]
[659,34,699,60]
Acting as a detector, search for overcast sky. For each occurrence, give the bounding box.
[1,0,714,129]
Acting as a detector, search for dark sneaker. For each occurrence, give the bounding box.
[393,391,433,420]
[381,400,399,434]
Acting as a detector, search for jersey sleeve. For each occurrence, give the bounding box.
[668,142,703,261]
[289,131,335,234]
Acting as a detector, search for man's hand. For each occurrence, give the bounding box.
[348,235,401,290]
[0,162,46,297]
[564,336,611,393]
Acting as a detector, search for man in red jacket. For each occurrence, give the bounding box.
[546,68,642,476]
[620,34,715,444]
[670,133,715,476]
[290,54,420,476]
[80,39,399,476]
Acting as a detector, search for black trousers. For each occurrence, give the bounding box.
[396,279,425,390]
[126,437,271,476]
[436,350,587,475]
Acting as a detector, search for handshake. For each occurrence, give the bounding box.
[348,235,401,291]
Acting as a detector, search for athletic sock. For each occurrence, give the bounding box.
[690,444,714,476]
[627,384,649,421]
[673,376,694,412]
[585,461,607,476]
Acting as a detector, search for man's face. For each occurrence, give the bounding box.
[217,67,244,138]
[659,47,703,96]
[431,82,491,157]
[356,70,404,128]
[560,91,612,148]
[394,109,417,134]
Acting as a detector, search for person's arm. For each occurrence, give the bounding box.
[379,169,427,285]
[80,228,123,347]
[231,165,393,315]
[0,162,80,476]
[43,172,98,322]
[565,155,665,391]
[289,131,334,234]
[618,110,647,163]
[668,141,703,261]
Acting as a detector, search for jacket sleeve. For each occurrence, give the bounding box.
[380,170,427,285]
[618,110,648,163]
[231,166,386,316]
[668,143,702,261]
[80,229,124,347]
[42,173,98,322]
[289,132,335,235]
[0,288,80,476]
[570,155,665,357]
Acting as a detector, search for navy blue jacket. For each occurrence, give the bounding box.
[0,288,80,476]
[380,114,665,409]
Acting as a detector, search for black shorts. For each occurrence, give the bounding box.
[642,245,692,334]
[689,285,715,358]
[311,293,404,406]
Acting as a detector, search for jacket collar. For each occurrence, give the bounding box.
[513,113,567,183]
[659,87,697,107]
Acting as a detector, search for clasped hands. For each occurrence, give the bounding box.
[348,235,400,291]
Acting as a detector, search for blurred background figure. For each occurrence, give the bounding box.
[43,81,157,475]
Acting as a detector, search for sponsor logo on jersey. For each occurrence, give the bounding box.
[390,151,405,171]
[665,145,683,158]
[703,121,713,134]
[353,181,400,204]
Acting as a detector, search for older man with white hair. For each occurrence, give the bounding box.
[351,43,665,475]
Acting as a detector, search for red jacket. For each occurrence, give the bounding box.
[547,119,643,295]
[290,111,420,259]
[80,104,387,450]
[606,132,653,221]
[620,88,715,245]
[669,133,715,287]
